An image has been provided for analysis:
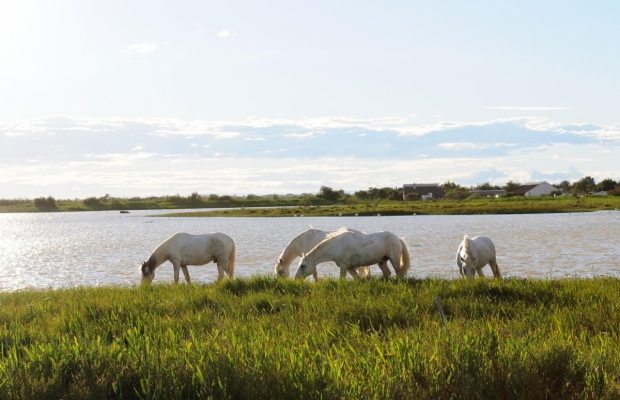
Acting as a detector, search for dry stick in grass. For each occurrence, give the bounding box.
[435,296,447,328]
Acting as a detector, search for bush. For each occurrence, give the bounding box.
[34,196,57,210]
[406,193,421,201]
[207,194,219,201]
[445,187,470,200]
[82,197,102,206]
[189,192,202,202]
[246,194,259,200]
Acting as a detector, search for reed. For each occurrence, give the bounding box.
[1,277,619,399]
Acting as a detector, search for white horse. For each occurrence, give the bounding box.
[455,235,501,279]
[141,232,236,284]
[295,229,410,279]
[275,228,370,280]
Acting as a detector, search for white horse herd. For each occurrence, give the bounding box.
[140,228,502,284]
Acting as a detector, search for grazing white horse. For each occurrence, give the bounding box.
[275,228,370,280]
[455,235,501,279]
[141,232,236,284]
[295,229,410,279]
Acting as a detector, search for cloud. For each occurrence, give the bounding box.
[217,30,230,37]
[125,43,157,53]
[486,106,569,111]
[2,115,619,198]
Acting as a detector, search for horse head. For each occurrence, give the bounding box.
[140,260,155,284]
[274,258,289,278]
[295,253,314,279]
[459,236,478,279]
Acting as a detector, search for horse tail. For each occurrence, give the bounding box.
[399,237,411,277]
[227,238,237,278]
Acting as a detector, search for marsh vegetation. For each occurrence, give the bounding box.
[1,277,619,399]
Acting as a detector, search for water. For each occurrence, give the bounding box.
[0,210,619,291]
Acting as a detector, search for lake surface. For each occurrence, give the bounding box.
[1,210,619,291]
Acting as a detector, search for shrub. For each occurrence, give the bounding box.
[406,193,421,201]
[189,192,202,202]
[82,197,102,206]
[34,196,57,210]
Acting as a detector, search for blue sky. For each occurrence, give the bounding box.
[1,1,619,197]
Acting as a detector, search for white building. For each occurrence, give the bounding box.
[513,181,558,197]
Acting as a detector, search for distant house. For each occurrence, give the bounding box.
[403,183,445,200]
[512,181,558,197]
[469,189,506,197]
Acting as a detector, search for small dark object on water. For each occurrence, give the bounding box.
[120,210,130,214]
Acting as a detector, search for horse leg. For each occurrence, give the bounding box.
[476,267,485,278]
[216,262,227,281]
[181,265,191,284]
[173,262,181,284]
[313,267,319,282]
[490,259,502,279]
[378,261,392,278]
[347,267,360,280]
[338,264,349,278]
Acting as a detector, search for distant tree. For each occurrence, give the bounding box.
[219,195,232,201]
[207,194,219,201]
[34,196,58,210]
[272,194,280,200]
[442,181,462,191]
[595,178,617,192]
[445,187,470,200]
[354,190,369,200]
[502,180,522,193]
[246,194,259,200]
[557,180,572,192]
[572,176,596,194]
[476,182,501,190]
[317,186,344,201]
[189,192,202,202]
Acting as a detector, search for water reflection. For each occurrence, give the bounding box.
[0,210,619,291]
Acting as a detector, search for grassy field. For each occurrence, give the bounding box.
[1,277,620,399]
[158,195,620,217]
[0,197,306,213]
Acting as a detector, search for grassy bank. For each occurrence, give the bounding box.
[159,195,620,217]
[0,197,307,213]
[1,277,620,399]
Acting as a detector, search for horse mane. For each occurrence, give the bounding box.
[325,227,349,240]
[463,235,473,257]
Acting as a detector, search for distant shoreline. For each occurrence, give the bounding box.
[155,196,620,217]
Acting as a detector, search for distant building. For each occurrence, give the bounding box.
[469,189,506,197]
[512,181,558,197]
[403,183,445,200]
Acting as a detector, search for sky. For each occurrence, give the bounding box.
[1,1,619,198]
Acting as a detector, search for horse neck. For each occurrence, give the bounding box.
[148,243,168,268]
[279,237,302,268]
[306,236,339,265]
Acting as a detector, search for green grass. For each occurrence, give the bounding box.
[159,195,620,217]
[2,277,620,399]
[0,197,307,213]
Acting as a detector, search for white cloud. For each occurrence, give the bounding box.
[125,43,157,53]
[486,106,569,110]
[217,30,230,37]
[245,137,266,141]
